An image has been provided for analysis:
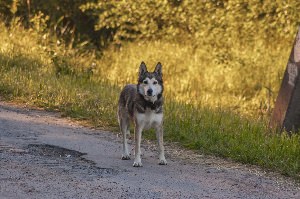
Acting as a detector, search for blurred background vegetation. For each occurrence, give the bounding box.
[1,0,300,118]
[2,0,299,48]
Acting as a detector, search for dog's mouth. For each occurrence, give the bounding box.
[145,94,156,97]
[143,95,157,103]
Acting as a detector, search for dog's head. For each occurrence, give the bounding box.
[137,61,163,103]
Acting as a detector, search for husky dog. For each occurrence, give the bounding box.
[118,62,167,167]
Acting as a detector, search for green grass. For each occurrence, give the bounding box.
[96,40,290,118]
[0,23,299,181]
[164,102,300,176]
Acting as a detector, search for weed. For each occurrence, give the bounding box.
[0,23,299,181]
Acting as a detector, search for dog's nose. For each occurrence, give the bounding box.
[147,89,153,96]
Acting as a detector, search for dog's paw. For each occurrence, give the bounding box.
[133,161,143,167]
[158,159,167,165]
[121,154,131,160]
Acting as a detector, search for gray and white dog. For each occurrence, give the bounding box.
[117,62,167,167]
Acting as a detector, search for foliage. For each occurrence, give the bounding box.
[1,0,300,180]
[80,0,187,43]
[80,0,300,47]
[0,23,299,180]
[0,0,13,18]
[96,40,288,117]
[1,1,300,48]
[0,0,100,49]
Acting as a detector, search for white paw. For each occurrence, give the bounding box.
[158,159,167,165]
[121,154,130,160]
[133,161,143,167]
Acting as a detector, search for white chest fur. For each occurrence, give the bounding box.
[135,108,163,130]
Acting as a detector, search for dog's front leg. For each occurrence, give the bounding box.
[156,125,167,165]
[133,125,143,167]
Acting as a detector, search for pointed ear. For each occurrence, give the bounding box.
[154,62,162,76]
[139,61,147,75]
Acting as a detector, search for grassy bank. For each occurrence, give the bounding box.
[0,23,299,180]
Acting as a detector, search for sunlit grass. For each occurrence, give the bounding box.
[0,23,299,180]
[96,41,288,118]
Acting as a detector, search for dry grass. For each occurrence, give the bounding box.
[0,23,299,180]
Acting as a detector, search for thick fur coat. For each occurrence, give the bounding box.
[117,62,167,167]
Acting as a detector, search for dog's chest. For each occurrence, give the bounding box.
[135,108,163,129]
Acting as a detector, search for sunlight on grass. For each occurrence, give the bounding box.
[96,41,288,118]
[0,22,299,180]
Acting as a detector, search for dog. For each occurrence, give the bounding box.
[117,61,167,167]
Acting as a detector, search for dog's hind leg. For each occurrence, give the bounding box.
[156,125,167,165]
[119,117,131,160]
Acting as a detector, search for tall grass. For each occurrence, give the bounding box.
[0,23,299,180]
[97,41,288,118]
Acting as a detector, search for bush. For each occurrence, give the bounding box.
[2,1,300,48]
[80,0,300,47]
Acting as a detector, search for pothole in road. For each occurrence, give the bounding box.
[28,144,86,158]
[27,144,119,178]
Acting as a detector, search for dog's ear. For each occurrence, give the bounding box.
[139,61,148,75]
[154,62,162,76]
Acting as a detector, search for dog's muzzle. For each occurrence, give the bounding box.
[147,89,153,96]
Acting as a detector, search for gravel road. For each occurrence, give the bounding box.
[0,101,299,199]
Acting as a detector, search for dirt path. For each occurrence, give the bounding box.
[0,101,299,199]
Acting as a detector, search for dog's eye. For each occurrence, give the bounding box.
[153,81,158,85]
[143,80,148,84]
